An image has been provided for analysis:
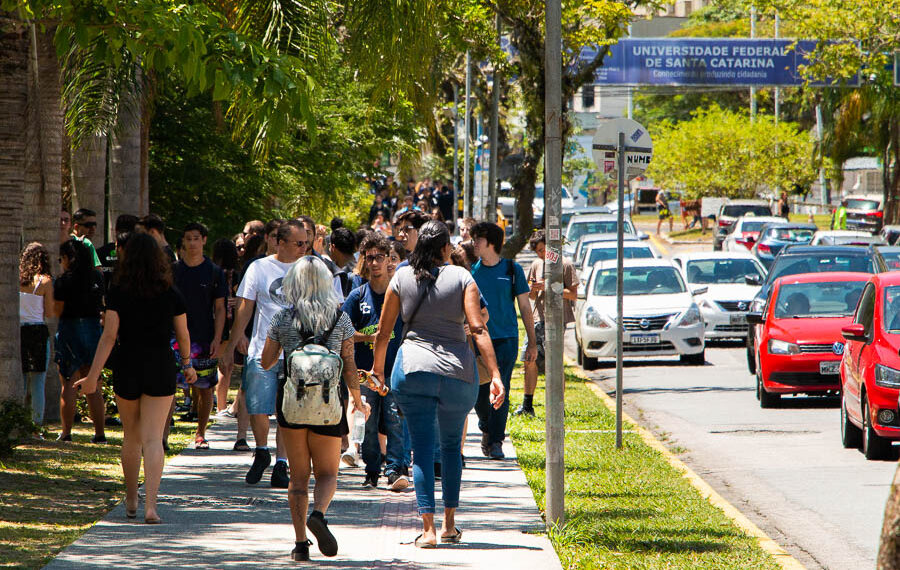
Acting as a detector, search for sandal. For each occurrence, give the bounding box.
[233,438,251,451]
[194,438,209,450]
[125,508,137,519]
[414,533,437,548]
[145,515,161,525]
[441,527,463,544]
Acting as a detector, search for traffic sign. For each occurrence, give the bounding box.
[592,118,653,180]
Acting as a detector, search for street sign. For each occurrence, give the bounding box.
[592,118,653,180]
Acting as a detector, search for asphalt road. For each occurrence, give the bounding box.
[557,230,898,570]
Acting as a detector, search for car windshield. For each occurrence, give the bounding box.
[847,199,879,211]
[592,267,686,296]
[884,286,900,332]
[768,254,874,283]
[765,228,814,242]
[880,251,900,270]
[722,205,771,217]
[585,246,653,266]
[740,220,768,232]
[772,281,865,318]
[684,259,764,284]
[569,221,635,243]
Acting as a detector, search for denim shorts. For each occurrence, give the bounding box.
[55,318,102,379]
[242,357,283,415]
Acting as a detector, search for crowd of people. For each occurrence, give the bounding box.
[19,182,571,561]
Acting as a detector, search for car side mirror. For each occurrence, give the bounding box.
[745,312,764,325]
[841,323,868,343]
[691,286,708,296]
[745,274,762,286]
[637,231,649,240]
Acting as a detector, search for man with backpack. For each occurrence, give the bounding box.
[470,222,536,460]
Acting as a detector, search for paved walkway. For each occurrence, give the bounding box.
[45,413,562,569]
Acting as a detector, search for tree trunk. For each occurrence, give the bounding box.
[0,17,30,403]
[70,134,107,232]
[108,82,143,241]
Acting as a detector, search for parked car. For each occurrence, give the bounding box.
[575,259,706,369]
[572,233,640,266]
[750,222,817,268]
[713,200,773,251]
[578,242,657,285]
[673,252,766,340]
[744,245,887,374]
[876,246,900,270]
[879,225,900,246]
[810,230,875,246]
[497,183,582,225]
[561,206,611,230]
[845,194,884,234]
[564,214,640,258]
[747,272,869,408]
[722,216,788,252]
[840,272,900,459]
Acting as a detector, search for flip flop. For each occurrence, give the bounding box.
[125,508,137,519]
[414,534,437,549]
[441,528,463,544]
[145,516,161,525]
[195,438,209,450]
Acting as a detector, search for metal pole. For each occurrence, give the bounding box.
[750,5,757,121]
[453,83,460,229]
[615,131,625,449]
[544,0,565,529]
[487,14,501,224]
[816,104,830,206]
[774,11,780,124]
[463,51,472,219]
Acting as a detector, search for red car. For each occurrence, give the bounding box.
[840,272,900,460]
[748,272,870,408]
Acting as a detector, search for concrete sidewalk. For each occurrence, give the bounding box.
[45,412,562,569]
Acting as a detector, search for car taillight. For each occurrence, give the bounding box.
[867,211,884,218]
[719,219,732,228]
[757,243,771,253]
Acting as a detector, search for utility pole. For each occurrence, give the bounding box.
[487,14,501,224]
[626,24,633,120]
[463,51,472,219]
[453,83,460,229]
[750,5,757,121]
[544,0,565,529]
[816,105,830,206]
[774,11,780,124]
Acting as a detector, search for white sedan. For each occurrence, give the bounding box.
[722,215,787,252]
[575,259,707,370]
[672,252,766,339]
[578,241,658,286]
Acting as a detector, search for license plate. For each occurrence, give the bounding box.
[629,334,660,345]
[730,314,746,325]
[820,361,840,375]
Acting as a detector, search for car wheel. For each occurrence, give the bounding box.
[746,334,756,375]
[576,334,583,366]
[862,395,892,460]
[578,342,598,371]
[758,371,780,408]
[841,393,862,449]
[680,350,705,365]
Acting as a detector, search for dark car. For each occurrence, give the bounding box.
[845,195,884,234]
[750,222,817,268]
[745,245,887,374]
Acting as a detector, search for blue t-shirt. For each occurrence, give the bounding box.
[341,283,404,375]
[471,258,529,340]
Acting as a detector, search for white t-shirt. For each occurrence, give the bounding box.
[236,256,294,360]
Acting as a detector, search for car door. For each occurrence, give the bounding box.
[844,283,875,424]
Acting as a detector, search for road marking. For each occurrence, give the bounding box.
[568,361,807,570]
[648,233,669,256]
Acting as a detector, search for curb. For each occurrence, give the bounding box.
[566,361,807,570]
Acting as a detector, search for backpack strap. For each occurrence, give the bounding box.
[506,258,517,300]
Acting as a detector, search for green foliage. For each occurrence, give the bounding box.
[646,106,817,199]
[0,400,37,457]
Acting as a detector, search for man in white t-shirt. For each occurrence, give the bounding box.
[220,220,307,487]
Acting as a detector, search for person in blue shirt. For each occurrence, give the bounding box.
[342,234,409,491]
[470,222,536,460]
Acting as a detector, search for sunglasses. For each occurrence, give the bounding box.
[78,222,97,228]
[399,225,416,233]
[365,253,387,263]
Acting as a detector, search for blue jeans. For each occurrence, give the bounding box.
[360,386,405,477]
[391,349,479,515]
[475,337,518,445]
[24,339,49,425]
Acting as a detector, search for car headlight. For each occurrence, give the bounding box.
[751,296,766,313]
[875,364,900,388]
[677,304,701,327]
[768,339,800,355]
[585,306,610,329]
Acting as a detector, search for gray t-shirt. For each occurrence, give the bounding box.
[389,265,476,383]
[267,309,355,358]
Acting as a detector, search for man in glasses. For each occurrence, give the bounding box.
[342,234,408,491]
[71,208,102,267]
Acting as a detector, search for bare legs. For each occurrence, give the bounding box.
[249,413,285,456]
[59,365,106,439]
[282,428,341,541]
[418,508,458,546]
[195,387,213,442]
[116,394,175,522]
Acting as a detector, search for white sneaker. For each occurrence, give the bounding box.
[341,451,358,467]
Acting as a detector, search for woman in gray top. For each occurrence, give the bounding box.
[372,221,504,548]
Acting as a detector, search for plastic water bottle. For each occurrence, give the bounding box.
[350,396,366,446]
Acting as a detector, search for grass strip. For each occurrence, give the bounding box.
[507,366,780,570]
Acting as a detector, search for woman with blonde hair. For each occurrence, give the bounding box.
[261,256,369,561]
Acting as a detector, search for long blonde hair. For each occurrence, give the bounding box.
[281,256,339,333]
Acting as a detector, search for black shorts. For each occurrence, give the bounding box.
[112,345,177,400]
[275,380,349,437]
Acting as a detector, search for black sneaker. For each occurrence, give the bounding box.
[233,438,251,452]
[271,461,289,488]
[90,435,107,444]
[362,474,378,489]
[481,432,491,457]
[246,448,271,485]
[387,472,409,492]
[434,462,442,480]
[292,540,312,561]
[513,405,535,417]
[307,511,338,557]
[489,442,505,460]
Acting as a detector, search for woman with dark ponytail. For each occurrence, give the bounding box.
[371,220,504,548]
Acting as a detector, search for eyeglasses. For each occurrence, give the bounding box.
[399,225,415,233]
[365,253,387,263]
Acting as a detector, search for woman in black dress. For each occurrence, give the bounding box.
[76,233,196,524]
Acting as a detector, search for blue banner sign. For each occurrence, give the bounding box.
[589,38,856,87]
